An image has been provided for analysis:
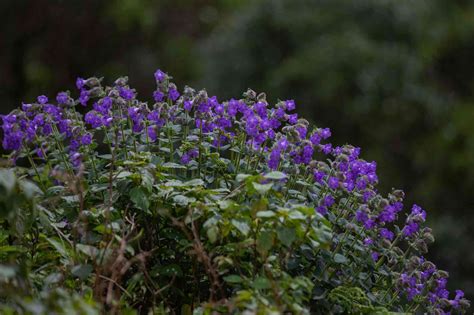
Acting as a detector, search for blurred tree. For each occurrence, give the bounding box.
[200,0,474,304]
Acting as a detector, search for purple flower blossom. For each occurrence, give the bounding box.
[79,90,89,106]
[36,95,48,104]
[119,87,135,100]
[328,177,339,190]
[379,228,394,241]
[76,77,85,90]
[153,90,164,102]
[184,100,193,111]
[81,133,92,146]
[56,92,69,105]
[285,100,295,111]
[169,88,180,101]
[154,69,166,82]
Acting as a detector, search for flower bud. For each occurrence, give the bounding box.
[114,76,128,86]
[86,77,102,88]
[89,87,104,98]
[257,92,266,102]
[243,88,256,101]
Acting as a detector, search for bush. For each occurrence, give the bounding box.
[0,70,469,314]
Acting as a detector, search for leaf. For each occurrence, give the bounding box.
[253,277,271,290]
[257,231,274,254]
[334,253,348,264]
[236,174,251,182]
[19,180,43,198]
[129,187,149,211]
[76,244,99,258]
[47,237,69,259]
[61,195,80,203]
[223,274,243,284]
[71,264,93,280]
[116,171,133,179]
[162,162,186,169]
[173,195,193,206]
[207,226,219,244]
[0,265,16,279]
[0,169,15,194]
[264,171,287,180]
[231,219,250,236]
[256,211,275,218]
[184,179,204,186]
[252,182,273,194]
[277,227,296,247]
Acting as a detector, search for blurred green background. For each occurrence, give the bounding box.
[1,0,473,307]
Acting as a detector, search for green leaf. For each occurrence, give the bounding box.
[252,182,273,194]
[256,210,275,218]
[129,187,149,211]
[19,180,43,198]
[231,219,250,236]
[334,253,348,264]
[0,169,16,194]
[162,162,186,169]
[207,226,219,244]
[277,227,296,247]
[0,265,16,279]
[184,179,204,186]
[223,274,243,284]
[264,171,287,180]
[253,277,271,290]
[76,244,99,258]
[257,231,274,254]
[71,264,93,280]
[173,195,192,206]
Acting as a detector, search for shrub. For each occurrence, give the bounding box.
[0,70,469,314]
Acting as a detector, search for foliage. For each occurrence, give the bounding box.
[199,0,474,302]
[0,70,470,314]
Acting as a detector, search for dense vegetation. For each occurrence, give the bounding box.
[0,71,469,314]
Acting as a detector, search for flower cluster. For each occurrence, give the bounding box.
[1,69,469,314]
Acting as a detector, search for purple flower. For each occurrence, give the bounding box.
[154,69,166,82]
[322,195,335,207]
[288,113,298,124]
[169,88,180,101]
[181,148,198,164]
[153,90,164,102]
[147,126,157,142]
[371,252,379,261]
[37,95,48,104]
[56,92,69,105]
[403,222,419,237]
[79,90,89,106]
[379,228,394,241]
[285,99,295,111]
[119,87,135,100]
[76,77,85,90]
[363,238,373,246]
[81,133,92,145]
[328,177,339,189]
[268,148,281,170]
[184,100,193,111]
[316,205,328,216]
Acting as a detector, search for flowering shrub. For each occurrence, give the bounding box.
[0,70,470,314]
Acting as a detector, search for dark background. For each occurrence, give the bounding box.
[1,0,473,307]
